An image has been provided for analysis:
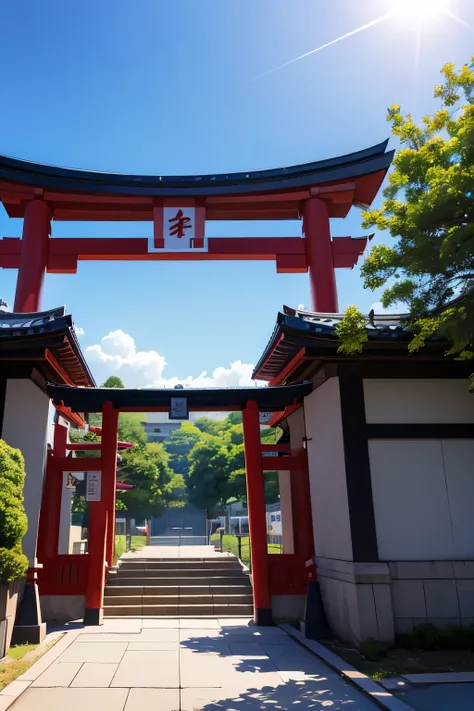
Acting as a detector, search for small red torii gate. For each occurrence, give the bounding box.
[0,141,393,314]
[38,382,313,626]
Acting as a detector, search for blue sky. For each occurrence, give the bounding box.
[1,0,473,387]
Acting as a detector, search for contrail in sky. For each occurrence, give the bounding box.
[249,13,391,83]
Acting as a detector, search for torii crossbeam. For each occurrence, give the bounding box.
[0,141,393,313]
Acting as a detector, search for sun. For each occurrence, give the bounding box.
[392,0,452,23]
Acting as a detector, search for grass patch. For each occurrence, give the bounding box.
[0,637,61,692]
[323,629,474,680]
[0,660,30,691]
[210,533,281,567]
[6,644,38,661]
[114,534,146,562]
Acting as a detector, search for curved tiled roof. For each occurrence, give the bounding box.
[253,305,446,382]
[0,306,95,387]
[0,141,393,197]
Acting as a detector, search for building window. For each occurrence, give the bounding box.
[153,428,161,432]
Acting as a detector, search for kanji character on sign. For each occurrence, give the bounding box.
[168,209,192,239]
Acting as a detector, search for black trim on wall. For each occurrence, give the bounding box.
[367,424,474,439]
[336,361,473,379]
[338,376,379,562]
[0,377,5,437]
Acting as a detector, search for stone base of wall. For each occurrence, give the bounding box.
[314,558,474,645]
[40,594,85,622]
[316,557,394,646]
[0,580,24,657]
[389,561,474,634]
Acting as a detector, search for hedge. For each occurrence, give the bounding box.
[0,440,28,582]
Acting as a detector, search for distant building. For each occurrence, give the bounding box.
[141,412,181,443]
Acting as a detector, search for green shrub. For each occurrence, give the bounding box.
[399,623,474,651]
[359,639,388,661]
[0,441,28,583]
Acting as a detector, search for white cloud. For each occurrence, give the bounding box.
[75,326,85,337]
[85,329,258,389]
[370,302,400,314]
[297,303,306,311]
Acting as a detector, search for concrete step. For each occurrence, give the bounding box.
[104,593,253,606]
[105,584,252,596]
[114,568,244,578]
[104,603,254,617]
[108,576,248,586]
[119,559,241,569]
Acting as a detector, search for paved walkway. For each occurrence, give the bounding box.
[7,618,381,710]
[122,544,229,559]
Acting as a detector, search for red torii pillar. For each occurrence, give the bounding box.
[84,401,118,624]
[102,401,119,568]
[14,199,51,313]
[303,198,339,313]
[242,400,272,625]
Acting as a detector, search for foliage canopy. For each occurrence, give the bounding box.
[337,58,474,383]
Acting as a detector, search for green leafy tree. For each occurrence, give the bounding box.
[222,424,244,446]
[118,442,173,519]
[118,413,147,447]
[187,435,232,515]
[164,423,202,478]
[337,59,474,381]
[167,473,187,508]
[102,376,125,388]
[0,440,28,582]
[193,417,224,436]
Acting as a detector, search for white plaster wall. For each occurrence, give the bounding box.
[277,408,306,556]
[2,380,51,565]
[278,471,294,554]
[304,378,353,561]
[364,379,474,424]
[369,439,474,560]
[58,472,73,555]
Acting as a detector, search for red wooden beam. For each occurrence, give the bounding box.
[53,457,101,472]
[261,454,305,471]
[0,235,367,272]
[269,348,306,387]
[268,401,303,428]
[66,441,134,450]
[54,404,87,430]
[261,444,290,453]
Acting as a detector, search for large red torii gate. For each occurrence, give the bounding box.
[0,141,393,314]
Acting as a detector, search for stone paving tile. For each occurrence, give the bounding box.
[229,656,279,674]
[228,641,269,656]
[262,642,311,657]
[181,687,244,710]
[70,662,118,687]
[76,619,142,634]
[180,649,235,688]
[31,662,83,687]
[75,633,140,643]
[140,619,179,629]
[180,628,224,640]
[180,618,221,629]
[111,650,179,688]
[401,683,474,711]
[59,641,127,663]
[128,641,178,651]
[124,688,180,711]
[138,628,179,642]
[0,680,31,696]
[218,618,253,627]
[9,688,129,711]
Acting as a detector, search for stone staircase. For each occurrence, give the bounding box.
[104,556,254,617]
